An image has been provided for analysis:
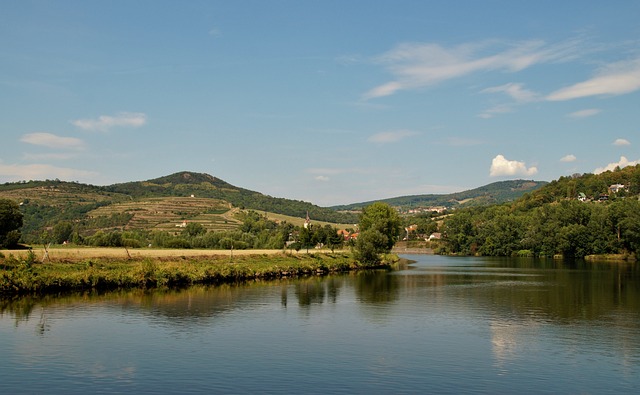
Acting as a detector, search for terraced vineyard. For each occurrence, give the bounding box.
[87,197,242,232]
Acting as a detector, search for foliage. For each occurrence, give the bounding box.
[441,166,640,258]
[354,202,402,263]
[0,198,23,248]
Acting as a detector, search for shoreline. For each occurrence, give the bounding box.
[1,248,395,297]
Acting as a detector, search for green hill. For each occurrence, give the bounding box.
[0,171,358,243]
[332,179,548,211]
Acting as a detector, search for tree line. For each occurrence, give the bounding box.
[441,193,640,258]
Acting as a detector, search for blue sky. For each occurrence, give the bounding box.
[1,1,639,206]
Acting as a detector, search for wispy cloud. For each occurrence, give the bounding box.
[489,154,538,177]
[547,58,640,101]
[364,38,580,100]
[594,156,639,174]
[567,109,601,118]
[20,132,85,150]
[0,163,98,181]
[481,82,539,103]
[478,104,513,119]
[560,154,577,162]
[23,153,77,161]
[315,175,330,182]
[613,138,631,146]
[368,130,418,143]
[71,112,147,132]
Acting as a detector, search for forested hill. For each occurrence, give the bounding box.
[440,165,640,258]
[332,179,548,211]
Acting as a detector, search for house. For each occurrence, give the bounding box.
[428,232,442,241]
[578,192,587,202]
[404,224,418,240]
[337,229,358,241]
[609,184,626,194]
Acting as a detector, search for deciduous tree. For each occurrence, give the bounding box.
[0,198,23,248]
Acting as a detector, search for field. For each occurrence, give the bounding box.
[263,212,355,230]
[0,246,328,262]
[0,247,389,296]
[87,196,242,232]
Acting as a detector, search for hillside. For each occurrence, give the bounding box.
[332,179,548,211]
[0,171,357,243]
[103,172,355,224]
[439,165,640,258]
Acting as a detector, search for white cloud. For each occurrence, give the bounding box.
[613,138,631,146]
[478,104,513,119]
[567,109,601,118]
[368,130,418,143]
[71,112,147,132]
[594,156,639,174]
[23,153,77,161]
[315,175,330,182]
[0,163,98,181]
[20,132,85,150]
[489,154,538,177]
[560,154,577,162]
[481,83,539,103]
[364,38,580,99]
[547,58,640,101]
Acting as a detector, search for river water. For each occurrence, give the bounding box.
[1,255,639,394]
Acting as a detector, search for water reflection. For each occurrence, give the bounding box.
[1,256,640,394]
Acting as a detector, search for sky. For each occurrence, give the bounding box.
[1,1,639,206]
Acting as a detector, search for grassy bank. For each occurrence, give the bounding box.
[0,249,397,296]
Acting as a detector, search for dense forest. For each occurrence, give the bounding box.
[440,165,640,258]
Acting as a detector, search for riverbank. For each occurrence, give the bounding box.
[0,248,397,296]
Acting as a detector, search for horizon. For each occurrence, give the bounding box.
[1,1,639,206]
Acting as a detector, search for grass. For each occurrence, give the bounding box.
[0,247,397,296]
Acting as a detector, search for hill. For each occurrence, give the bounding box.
[0,171,358,243]
[332,179,548,211]
[438,165,640,258]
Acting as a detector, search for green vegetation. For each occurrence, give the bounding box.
[354,202,403,263]
[0,172,358,244]
[0,251,396,296]
[0,199,23,249]
[440,165,640,259]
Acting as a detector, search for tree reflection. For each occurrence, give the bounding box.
[354,271,399,304]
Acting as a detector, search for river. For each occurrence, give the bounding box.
[1,255,639,394]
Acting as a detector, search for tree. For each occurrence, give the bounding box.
[52,221,74,244]
[354,202,402,263]
[183,222,206,238]
[327,228,344,253]
[0,198,23,248]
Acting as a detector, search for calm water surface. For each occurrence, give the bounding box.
[1,255,639,394]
